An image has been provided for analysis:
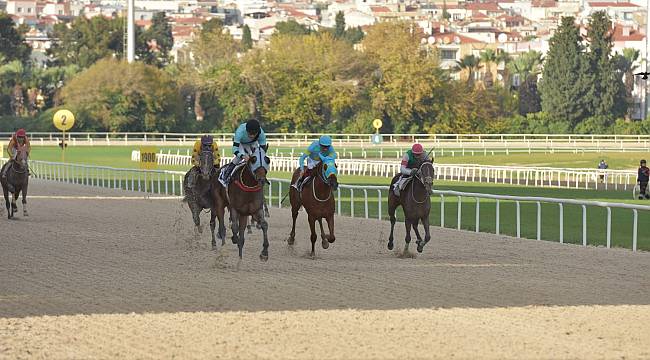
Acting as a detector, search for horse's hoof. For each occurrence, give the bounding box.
[417,245,424,253]
[328,237,335,244]
[231,236,238,244]
[287,236,295,246]
[322,239,329,249]
[260,254,268,262]
[387,241,394,250]
[310,253,316,260]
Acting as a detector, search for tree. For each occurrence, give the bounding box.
[613,48,640,120]
[455,55,481,86]
[442,0,451,21]
[586,11,625,119]
[334,11,346,39]
[48,16,124,68]
[518,74,542,115]
[345,26,365,44]
[539,16,592,127]
[139,12,174,67]
[242,25,253,50]
[496,51,512,88]
[0,12,30,64]
[274,20,310,36]
[507,50,543,82]
[201,18,224,36]
[479,49,497,88]
[61,59,183,131]
[363,22,448,133]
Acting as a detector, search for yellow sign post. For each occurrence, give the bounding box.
[53,109,75,162]
[139,146,158,170]
[372,119,383,145]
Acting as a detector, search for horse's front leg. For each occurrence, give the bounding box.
[230,208,240,245]
[21,183,28,217]
[326,214,335,244]
[417,215,432,253]
[403,219,412,253]
[413,219,423,246]
[210,208,217,250]
[318,219,329,249]
[388,196,398,250]
[11,191,18,216]
[237,213,248,259]
[308,215,317,259]
[216,202,227,246]
[3,188,10,219]
[256,209,269,262]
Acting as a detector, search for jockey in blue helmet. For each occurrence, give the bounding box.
[219,119,268,185]
[292,135,337,190]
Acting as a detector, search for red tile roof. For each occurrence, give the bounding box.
[588,1,639,7]
[173,17,206,25]
[370,6,391,13]
[465,2,500,11]
[532,0,556,7]
[472,12,489,19]
[611,24,645,41]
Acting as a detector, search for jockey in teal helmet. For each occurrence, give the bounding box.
[292,135,337,190]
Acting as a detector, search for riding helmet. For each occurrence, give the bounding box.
[642,159,647,165]
[246,119,261,134]
[412,143,424,154]
[319,135,332,147]
[201,134,213,145]
[16,129,26,137]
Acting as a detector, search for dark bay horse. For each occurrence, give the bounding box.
[288,158,338,258]
[1,145,30,219]
[216,148,270,261]
[183,150,225,249]
[387,161,435,253]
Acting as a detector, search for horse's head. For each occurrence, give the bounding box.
[14,145,29,170]
[320,156,338,191]
[199,150,214,180]
[249,147,270,186]
[415,161,434,194]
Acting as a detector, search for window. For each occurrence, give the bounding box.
[27,7,32,13]
[17,7,22,12]
[624,12,633,20]
[440,49,457,60]
[58,9,63,14]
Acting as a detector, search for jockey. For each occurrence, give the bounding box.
[220,119,268,185]
[292,135,337,190]
[186,134,220,190]
[393,143,430,196]
[2,128,31,180]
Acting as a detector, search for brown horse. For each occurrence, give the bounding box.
[216,149,270,261]
[387,161,434,253]
[1,145,30,219]
[288,158,339,258]
[183,150,225,249]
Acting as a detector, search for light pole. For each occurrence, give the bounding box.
[127,0,135,63]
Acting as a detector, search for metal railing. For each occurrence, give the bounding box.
[132,150,639,191]
[5,158,648,251]
[5,131,650,149]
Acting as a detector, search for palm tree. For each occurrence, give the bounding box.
[455,55,481,87]
[479,49,497,87]
[496,50,512,88]
[506,50,543,87]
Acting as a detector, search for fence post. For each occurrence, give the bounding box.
[633,209,638,252]
[559,203,564,244]
[338,188,341,216]
[495,199,500,235]
[536,201,541,240]
[475,198,480,232]
[363,189,369,219]
[457,196,462,230]
[516,201,521,238]
[350,189,354,218]
[440,194,445,228]
[582,205,587,246]
[377,190,382,220]
[606,207,611,248]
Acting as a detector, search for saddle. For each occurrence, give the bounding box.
[218,162,246,187]
[392,175,414,196]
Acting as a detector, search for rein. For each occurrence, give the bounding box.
[234,162,262,192]
[311,165,333,202]
[409,162,433,204]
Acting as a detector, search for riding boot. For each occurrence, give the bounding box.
[292,175,303,190]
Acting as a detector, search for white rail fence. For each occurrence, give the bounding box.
[131,150,638,191]
[6,132,650,150]
[4,158,648,252]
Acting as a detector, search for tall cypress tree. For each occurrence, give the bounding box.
[586,11,626,119]
[539,16,592,127]
[242,25,253,50]
[334,11,345,39]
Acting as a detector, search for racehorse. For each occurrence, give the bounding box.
[1,145,30,219]
[216,147,270,261]
[387,161,434,254]
[183,150,225,249]
[288,157,338,258]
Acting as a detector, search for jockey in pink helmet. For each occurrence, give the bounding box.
[393,143,430,196]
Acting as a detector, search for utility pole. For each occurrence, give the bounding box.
[127,0,135,63]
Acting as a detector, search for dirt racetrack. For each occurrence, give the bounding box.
[1,180,650,359]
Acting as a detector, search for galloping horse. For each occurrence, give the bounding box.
[288,157,338,258]
[216,147,270,261]
[1,145,30,219]
[183,150,225,249]
[387,161,434,253]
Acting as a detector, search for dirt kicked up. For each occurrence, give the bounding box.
[1,180,650,359]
